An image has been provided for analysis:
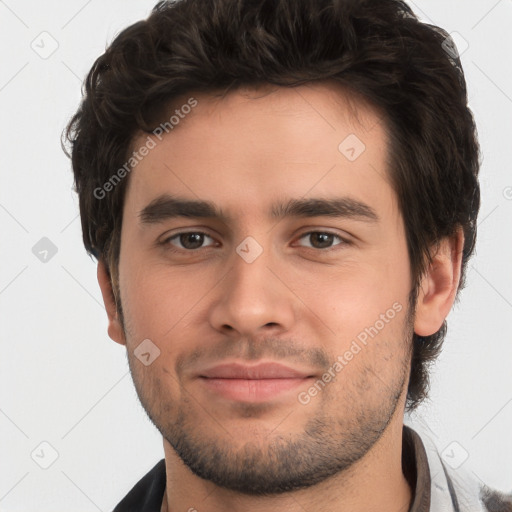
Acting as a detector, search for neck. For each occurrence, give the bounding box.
[160,418,412,512]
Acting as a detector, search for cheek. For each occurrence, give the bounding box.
[119,259,216,343]
[291,257,410,339]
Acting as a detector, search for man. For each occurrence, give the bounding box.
[64,0,511,510]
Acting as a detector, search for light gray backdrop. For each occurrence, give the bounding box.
[1,0,511,510]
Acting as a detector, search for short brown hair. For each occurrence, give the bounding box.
[64,0,480,410]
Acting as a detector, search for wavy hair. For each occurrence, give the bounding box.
[64,0,480,410]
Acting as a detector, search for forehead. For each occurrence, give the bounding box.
[124,82,395,221]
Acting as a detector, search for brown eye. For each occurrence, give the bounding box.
[297,232,345,249]
[167,232,216,250]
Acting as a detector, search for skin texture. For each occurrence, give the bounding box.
[97,82,464,512]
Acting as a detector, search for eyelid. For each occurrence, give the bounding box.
[160,229,219,249]
[158,227,352,252]
[293,230,350,249]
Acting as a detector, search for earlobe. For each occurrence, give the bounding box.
[413,229,465,337]
[97,261,126,346]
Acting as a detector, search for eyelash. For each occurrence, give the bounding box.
[161,230,350,252]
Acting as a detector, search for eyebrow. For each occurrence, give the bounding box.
[139,194,379,224]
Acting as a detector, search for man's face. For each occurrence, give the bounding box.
[115,83,414,494]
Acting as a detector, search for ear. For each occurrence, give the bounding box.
[413,228,465,336]
[97,260,126,346]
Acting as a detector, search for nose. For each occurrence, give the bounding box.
[208,243,297,338]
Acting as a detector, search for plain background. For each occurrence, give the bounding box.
[0,0,511,510]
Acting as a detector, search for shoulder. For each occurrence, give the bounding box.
[112,459,166,512]
[407,425,512,512]
[480,486,512,512]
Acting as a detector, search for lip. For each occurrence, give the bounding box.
[198,362,315,402]
[199,362,313,379]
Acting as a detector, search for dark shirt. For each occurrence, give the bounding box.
[113,458,166,512]
[112,426,510,512]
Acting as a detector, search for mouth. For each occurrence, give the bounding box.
[198,362,316,402]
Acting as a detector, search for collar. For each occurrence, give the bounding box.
[403,425,431,512]
[405,425,486,512]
